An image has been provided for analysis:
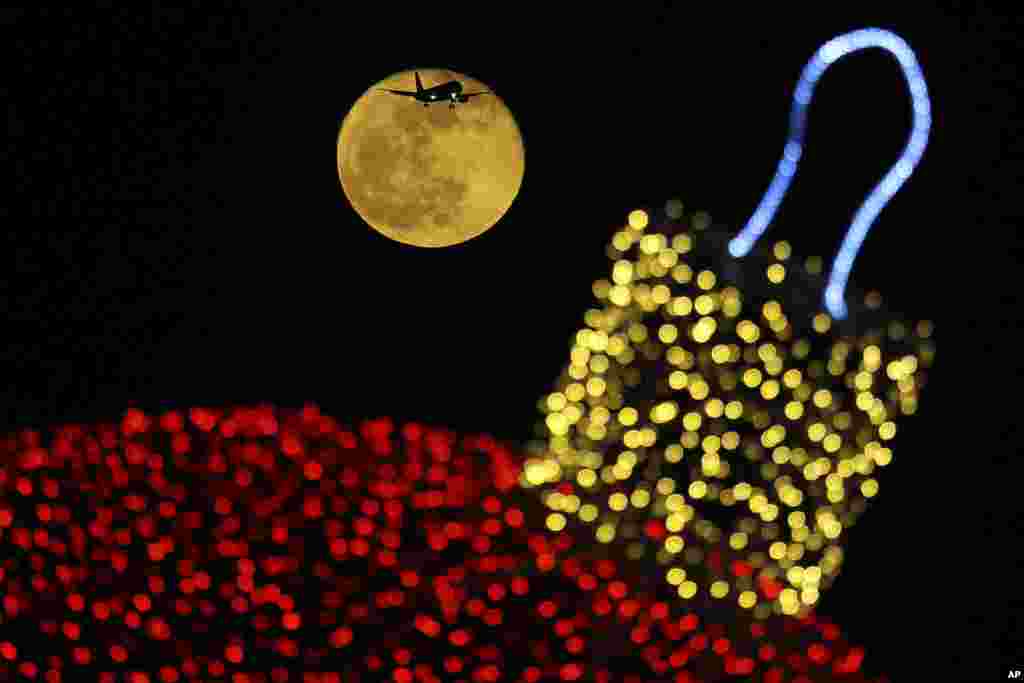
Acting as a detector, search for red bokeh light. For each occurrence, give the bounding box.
[0,404,888,682]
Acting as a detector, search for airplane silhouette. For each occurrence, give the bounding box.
[378,71,490,108]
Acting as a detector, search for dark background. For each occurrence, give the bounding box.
[2,3,1020,680]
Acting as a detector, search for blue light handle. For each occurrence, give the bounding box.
[727,28,932,320]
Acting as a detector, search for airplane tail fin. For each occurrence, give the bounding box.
[414,71,424,93]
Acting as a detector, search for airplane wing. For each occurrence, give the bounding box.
[378,88,419,97]
[459,91,490,99]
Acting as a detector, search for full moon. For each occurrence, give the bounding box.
[337,69,525,248]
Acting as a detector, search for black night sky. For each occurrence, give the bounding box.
[2,4,1021,680]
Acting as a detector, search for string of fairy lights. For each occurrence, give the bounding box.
[0,405,889,681]
[525,200,934,619]
[727,27,933,321]
[524,27,935,620]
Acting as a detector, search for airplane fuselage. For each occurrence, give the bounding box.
[379,73,486,108]
[416,80,462,104]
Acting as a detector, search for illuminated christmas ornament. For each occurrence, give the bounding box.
[0,404,890,681]
[526,28,936,617]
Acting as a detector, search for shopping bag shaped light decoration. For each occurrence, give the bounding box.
[525,29,936,618]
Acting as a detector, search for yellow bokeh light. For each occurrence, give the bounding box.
[682,412,702,432]
[640,234,664,255]
[608,493,628,511]
[527,203,934,614]
[612,260,634,285]
[658,324,679,344]
[784,401,805,420]
[691,317,717,343]
[743,368,763,388]
[630,489,651,508]
[618,407,638,426]
[576,468,597,488]
[737,320,761,343]
[672,264,693,283]
[694,294,716,315]
[546,513,567,532]
[596,523,616,543]
[696,270,717,290]
[628,209,649,230]
[665,535,684,553]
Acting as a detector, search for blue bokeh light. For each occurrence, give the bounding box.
[727,28,932,320]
